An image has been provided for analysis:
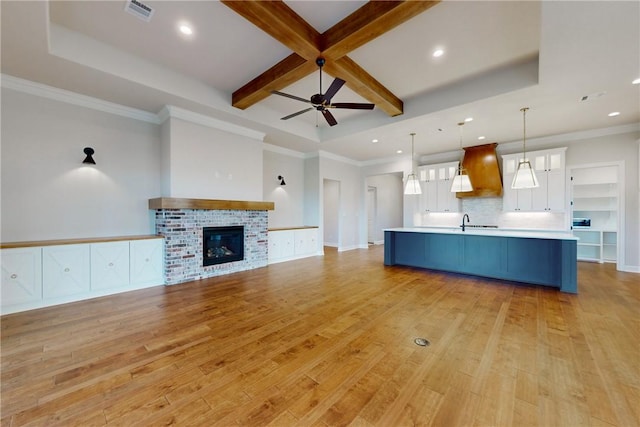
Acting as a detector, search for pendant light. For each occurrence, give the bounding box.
[511,107,539,189]
[450,122,473,192]
[404,132,422,195]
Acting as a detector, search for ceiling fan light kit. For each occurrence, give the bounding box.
[271,57,375,126]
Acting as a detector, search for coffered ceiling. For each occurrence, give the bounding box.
[1,1,638,162]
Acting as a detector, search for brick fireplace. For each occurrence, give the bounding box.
[150,198,274,285]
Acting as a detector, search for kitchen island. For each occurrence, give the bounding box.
[384,227,578,293]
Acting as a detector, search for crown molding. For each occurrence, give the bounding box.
[262,143,306,158]
[158,105,265,141]
[317,150,362,166]
[1,74,160,124]
[496,122,640,154]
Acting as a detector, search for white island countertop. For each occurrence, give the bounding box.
[385,227,579,241]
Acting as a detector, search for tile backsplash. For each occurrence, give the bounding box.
[416,197,567,230]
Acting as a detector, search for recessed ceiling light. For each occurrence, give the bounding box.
[464,117,473,122]
[372,139,378,143]
[478,136,486,140]
[397,150,403,154]
[432,48,444,58]
[608,111,620,117]
[633,78,640,85]
[179,24,193,36]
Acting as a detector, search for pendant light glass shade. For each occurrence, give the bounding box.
[511,160,539,188]
[511,107,539,189]
[405,175,422,194]
[450,122,473,193]
[451,173,473,192]
[404,132,422,195]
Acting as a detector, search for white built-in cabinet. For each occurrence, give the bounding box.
[130,239,165,286]
[90,241,130,290]
[42,244,91,299]
[418,161,461,213]
[502,147,566,212]
[268,227,318,264]
[1,247,42,307]
[1,236,164,315]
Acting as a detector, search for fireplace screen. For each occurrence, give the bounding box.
[202,226,244,266]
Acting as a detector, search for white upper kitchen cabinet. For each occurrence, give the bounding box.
[502,148,566,212]
[418,162,460,213]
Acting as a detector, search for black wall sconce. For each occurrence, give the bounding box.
[82,147,96,165]
[277,175,286,186]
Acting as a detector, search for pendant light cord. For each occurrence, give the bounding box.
[458,122,465,165]
[521,107,529,159]
[410,132,416,174]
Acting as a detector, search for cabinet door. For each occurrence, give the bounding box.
[436,179,451,212]
[531,171,548,211]
[424,180,438,212]
[294,228,317,256]
[130,239,164,286]
[545,169,565,211]
[1,247,42,306]
[268,231,295,261]
[91,241,130,290]
[43,244,90,298]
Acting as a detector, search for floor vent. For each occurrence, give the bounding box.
[124,0,154,22]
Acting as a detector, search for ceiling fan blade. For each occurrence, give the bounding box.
[281,107,313,120]
[322,78,346,102]
[322,109,338,126]
[330,102,375,110]
[271,91,311,104]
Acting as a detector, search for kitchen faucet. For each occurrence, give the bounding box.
[461,214,470,232]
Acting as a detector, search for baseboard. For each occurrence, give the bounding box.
[338,245,360,252]
[618,264,640,273]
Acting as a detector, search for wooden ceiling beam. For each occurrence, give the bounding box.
[324,57,403,117]
[231,53,319,110]
[222,1,440,116]
[321,1,440,59]
[221,0,321,60]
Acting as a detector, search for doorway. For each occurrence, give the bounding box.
[367,186,377,244]
[323,179,340,248]
[570,162,624,270]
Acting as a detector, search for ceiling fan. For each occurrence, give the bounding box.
[271,58,375,126]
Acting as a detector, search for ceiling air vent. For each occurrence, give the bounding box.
[580,91,606,102]
[124,0,154,22]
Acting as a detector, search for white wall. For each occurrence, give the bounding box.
[1,88,161,241]
[323,179,340,247]
[365,174,404,242]
[320,155,363,251]
[262,148,305,228]
[164,117,263,201]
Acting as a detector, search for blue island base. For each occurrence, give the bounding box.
[384,230,577,293]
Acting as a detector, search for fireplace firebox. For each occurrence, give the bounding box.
[203,226,244,266]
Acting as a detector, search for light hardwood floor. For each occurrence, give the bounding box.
[1,246,638,426]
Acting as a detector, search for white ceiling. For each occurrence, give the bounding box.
[1,1,639,162]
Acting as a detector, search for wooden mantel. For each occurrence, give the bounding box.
[148,197,274,211]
